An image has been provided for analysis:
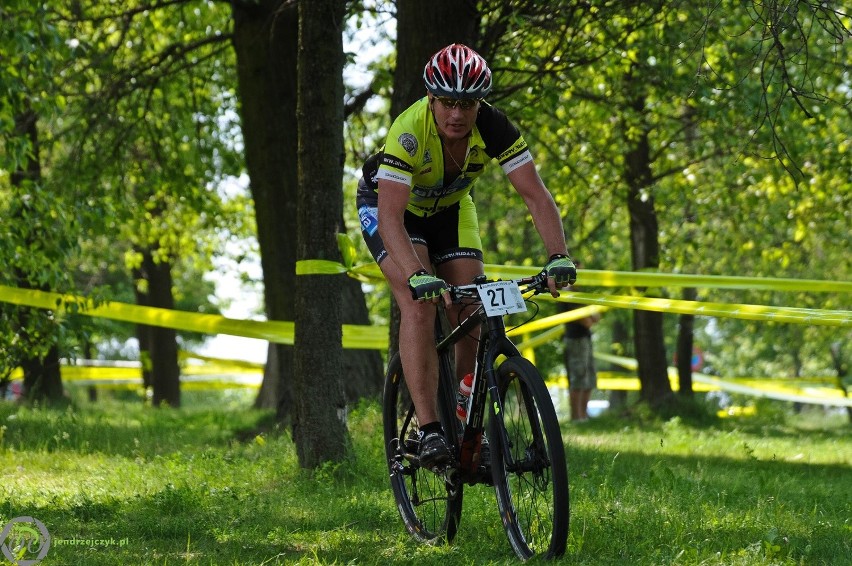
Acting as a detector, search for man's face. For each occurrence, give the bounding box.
[429,94,480,141]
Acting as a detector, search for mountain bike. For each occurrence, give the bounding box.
[382,271,569,560]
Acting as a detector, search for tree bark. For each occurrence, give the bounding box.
[340,271,384,403]
[21,346,63,403]
[676,287,697,396]
[623,69,673,408]
[232,0,381,416]
[608,314,631,411]
[134,248,181,407]
[231,0,298,421]
[12,107,64,403]
[829,343,851,423]
[292,0,349,467]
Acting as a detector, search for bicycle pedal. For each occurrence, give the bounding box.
[403,437,420,454]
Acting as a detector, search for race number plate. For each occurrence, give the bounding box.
[477,280,527,316]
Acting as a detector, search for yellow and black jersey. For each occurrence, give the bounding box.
[358,97,532,217]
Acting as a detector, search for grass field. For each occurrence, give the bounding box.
[1,389,849,565]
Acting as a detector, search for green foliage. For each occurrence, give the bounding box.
[2,1,253,369]
[471,1,851,381]
[0,0,849,390]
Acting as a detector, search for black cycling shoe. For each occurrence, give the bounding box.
[418,432,451,470]
[479,433,490,468]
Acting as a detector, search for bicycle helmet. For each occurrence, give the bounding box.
[423,44,493,99]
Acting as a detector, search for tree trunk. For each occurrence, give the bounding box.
[292,0,349,468]
[12,107,64,404]
[147,252,181,407]
[623,69,673,408]
[608,314,631,411]
[676,287,697,396]
[231,0,298,421]
[133,271,153,391]
[386,1,480,357]
[134,248,181,407]
[829,343,851,423]
[21,346,63,402]
[340,271,384,403]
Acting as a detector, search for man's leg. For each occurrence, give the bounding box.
[436,258,484,381]
[578,389,592,420]
[569,389,583,421]
[380,244,441,425]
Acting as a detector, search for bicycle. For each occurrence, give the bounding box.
[382,271,569,560]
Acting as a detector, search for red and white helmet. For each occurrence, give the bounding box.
[423,44,493,99]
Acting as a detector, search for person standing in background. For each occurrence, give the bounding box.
[563,263,600,422]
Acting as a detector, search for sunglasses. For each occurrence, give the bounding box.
[432,96,482,110]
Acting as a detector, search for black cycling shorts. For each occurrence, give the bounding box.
[357,190,483,266]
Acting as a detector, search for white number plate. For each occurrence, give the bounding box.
[477,281,527,316]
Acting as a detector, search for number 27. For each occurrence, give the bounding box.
[486,288,505,307]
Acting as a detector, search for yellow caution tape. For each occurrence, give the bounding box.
[0,284,387,349]
[298,259,852,293]
[594,352,852,407]
[1,261,849,356]
[556,291,850,327]
[508,305,609,337]
[483,265,852,293]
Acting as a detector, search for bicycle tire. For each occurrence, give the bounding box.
[382,352,463,543]
[489,356,569,559]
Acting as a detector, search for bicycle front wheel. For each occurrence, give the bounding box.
[382,353,463,543]
[489,356,569,560]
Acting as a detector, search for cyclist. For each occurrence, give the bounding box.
[357,43,576,470]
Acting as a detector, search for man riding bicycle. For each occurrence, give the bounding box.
[357,43,576,470]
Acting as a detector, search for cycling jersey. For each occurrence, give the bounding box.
[357,97,532,217]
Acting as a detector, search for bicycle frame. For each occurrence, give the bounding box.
[384,271,569,558]
[436,275,545,482]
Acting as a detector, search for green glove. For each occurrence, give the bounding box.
[543,254,577,286]
[408,270,448,301]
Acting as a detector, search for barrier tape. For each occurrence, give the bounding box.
[594,352,852,407]
[0,283,387,349]
[15,353,845,408]
[480,264,852,293]
[1,262,849,354]
[297,259,852,294]
[555,291,850,327]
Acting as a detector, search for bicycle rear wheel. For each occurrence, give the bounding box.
[382,352,463,543]
[489,356,569,559]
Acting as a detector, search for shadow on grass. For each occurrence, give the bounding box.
[0,400,277,460]
[2,399,849,565]
[3,441,848,565]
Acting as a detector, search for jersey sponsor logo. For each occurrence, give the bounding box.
[496,138,528,163]
[466,163,484,173]
[376,169,412,185]
[411,179,470,199]
[423,149,432,164]
[358,205,379,236]
[398,133,418,157]
[433,248,483,263]
[380,154,414,173]
[501,150,532,174]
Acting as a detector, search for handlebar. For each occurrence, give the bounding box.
[447,271,550,303]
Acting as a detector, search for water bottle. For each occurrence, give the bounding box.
[456,373,474,421]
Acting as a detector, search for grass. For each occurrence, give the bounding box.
[0,389,849,565]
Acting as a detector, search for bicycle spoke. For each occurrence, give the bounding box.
[383,353,462,543]
[490,357,569,560]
